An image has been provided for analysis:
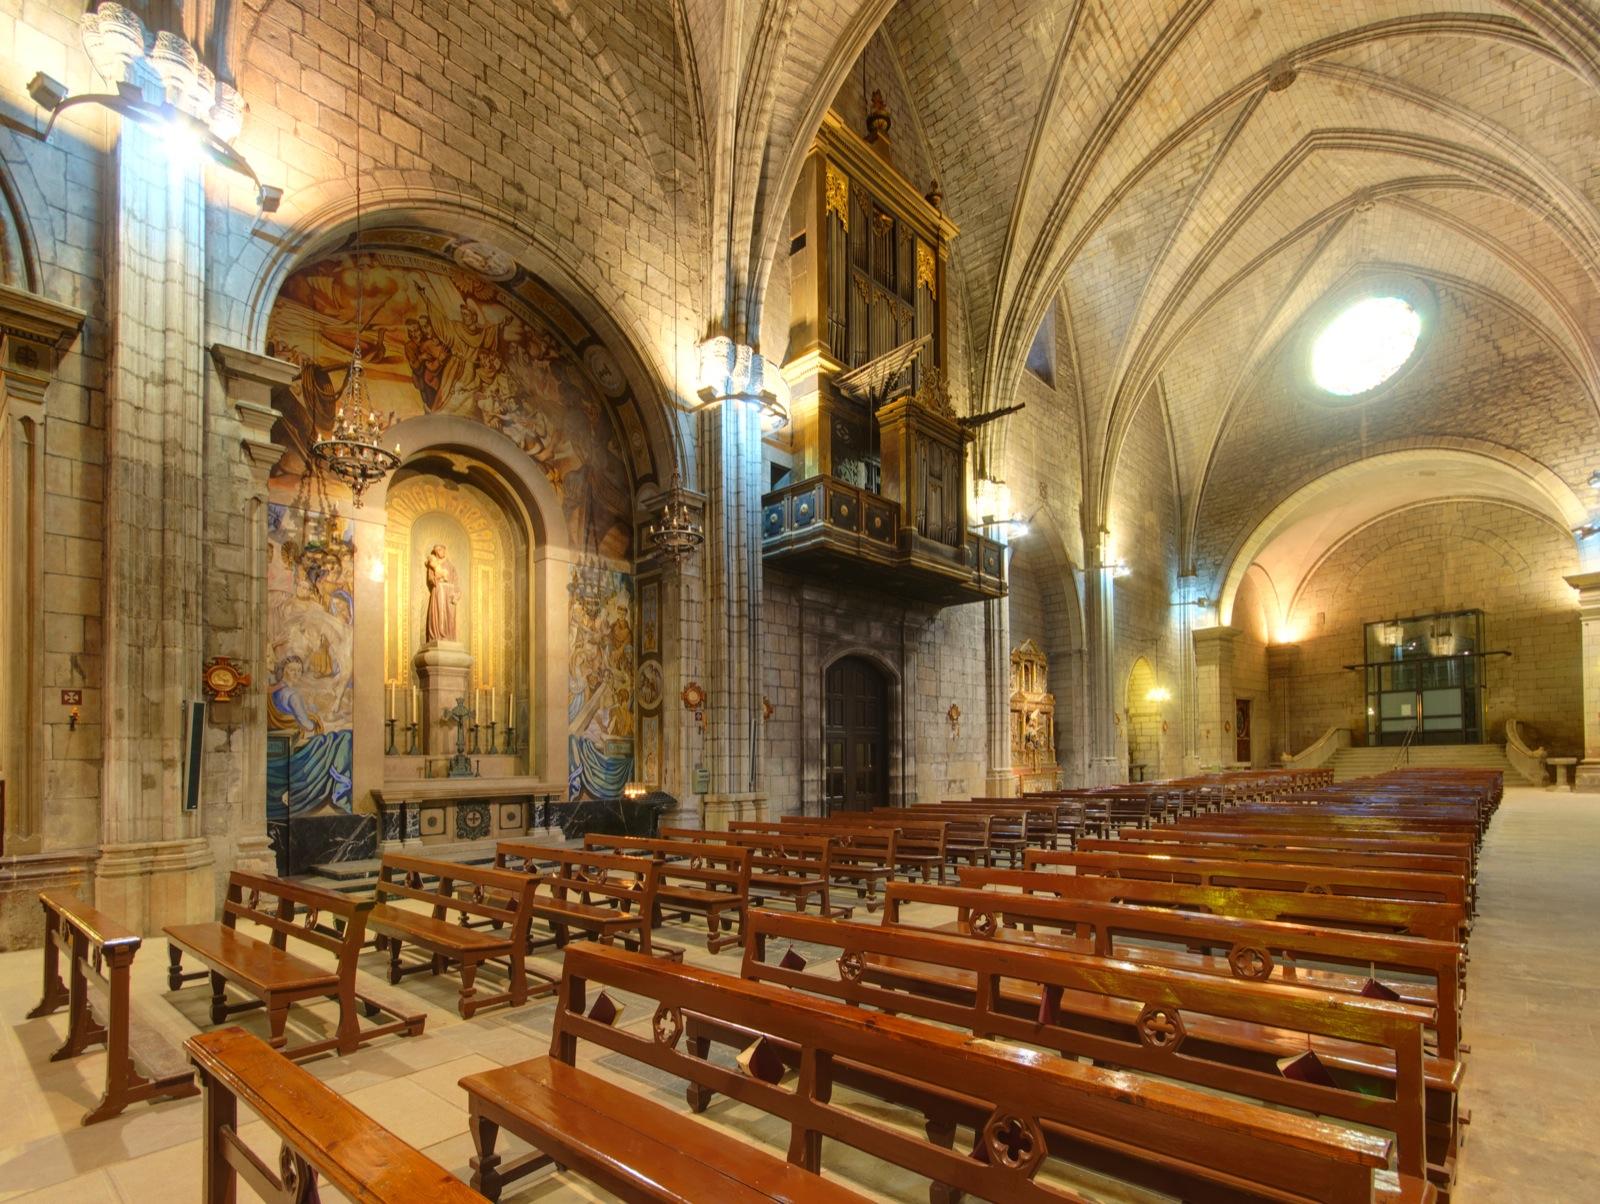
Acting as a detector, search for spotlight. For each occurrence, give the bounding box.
[27,72,67,112]
[257,184,284,214]
[1589,470,1600,489]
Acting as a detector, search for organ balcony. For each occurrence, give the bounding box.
[764,108,1007,606]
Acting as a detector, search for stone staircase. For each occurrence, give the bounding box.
[1329,742,1530,782]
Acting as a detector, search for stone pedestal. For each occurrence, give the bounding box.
[0,849,95,950]
[1564,572,1600,791]
[701,793,767,831]
[94,838,214,936]
[413,642,475,756]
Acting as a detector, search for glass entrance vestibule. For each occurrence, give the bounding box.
[1360,609,1493,747]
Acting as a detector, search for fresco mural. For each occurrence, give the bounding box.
[266,504,356,820]
[569,569,635,799]
[264,243,634,560]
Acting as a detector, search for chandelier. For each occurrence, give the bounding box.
[311,347,399,507]
[646,474,704,565]
[309,0,398,508]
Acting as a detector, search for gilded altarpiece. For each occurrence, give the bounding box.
[1010,640,1060,791]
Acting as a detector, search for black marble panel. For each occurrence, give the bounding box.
[283,812,377,875]
[555,792,675,839]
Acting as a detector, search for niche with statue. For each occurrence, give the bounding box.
[1010,640,1058,789]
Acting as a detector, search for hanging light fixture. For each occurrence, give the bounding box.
[646,474,705,565]
[310,0,399,508]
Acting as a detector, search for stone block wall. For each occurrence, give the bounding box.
[1284,499,1583,754]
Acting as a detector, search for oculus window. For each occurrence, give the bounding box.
[1310,295,1422,397]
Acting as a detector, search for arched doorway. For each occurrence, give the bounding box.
[1125,657,1163,782]
[823,657,889,812]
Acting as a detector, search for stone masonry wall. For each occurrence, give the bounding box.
[1284,499,1583,755]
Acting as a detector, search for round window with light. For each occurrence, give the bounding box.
[1306,289,1429,402]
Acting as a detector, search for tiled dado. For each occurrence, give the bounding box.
[413,798,535,842]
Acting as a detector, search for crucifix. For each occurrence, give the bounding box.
[443,695,476,778]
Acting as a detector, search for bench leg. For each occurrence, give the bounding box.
[469,1108,506,1201]
[167,943,185,991]
[266,1000,290,1050]
[387,937,405,985]
[29,909,69,1019]
[925,1117,963,1204]
[209,973,231,1026]
[457,960,479,1019]
[686,1033,714,1112]
[200,1068,237,1204]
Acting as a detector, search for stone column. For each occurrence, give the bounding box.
[1085,532,1121,785]
[983,593,1015,796]
[694,338,781,828]
[1266,642,1300,765]
[1193,626,1241,770]
[1563,571,1600,789]
[95,119,215,933]
[0,286,88,947]
[207,346,295,879]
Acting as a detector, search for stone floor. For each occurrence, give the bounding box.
[0,786,1594,1201]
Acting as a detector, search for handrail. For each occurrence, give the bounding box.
[1281,726,1349,770]
[1504,719,1548,786]
[1392,718,1418,770]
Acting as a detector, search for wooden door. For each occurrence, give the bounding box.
[823,657,889,812]
[1234,698,1252,764]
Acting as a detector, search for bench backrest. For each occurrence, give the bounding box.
[1080,836,1469,877]
[187,1027,487,1202]
[961,865,1467,943]
[1026,848,1468,908]
[881,879,1464,1057]
[742,910,1429,1181]
[553,943,1387,1203]
[221,871,374,981]
[581,833,752,890]
[376,853,537,938]
[660,827,832,876]
[494,843,660,953]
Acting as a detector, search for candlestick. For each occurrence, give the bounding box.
[385,717,397,756]
[485,721,497,755]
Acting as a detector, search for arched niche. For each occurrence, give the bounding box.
[258,230,652,820]
[1124,656,1163,780]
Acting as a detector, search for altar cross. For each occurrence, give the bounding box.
[443,696,475,777]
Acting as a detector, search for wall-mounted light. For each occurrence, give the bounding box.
[695,336,790,431]
[1574,523,1600,540]
[1589,470,1600,490]
[24,5,281,213]
[1145,686,1171,703]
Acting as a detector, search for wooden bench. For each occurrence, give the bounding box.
[876,807,996,867]
[881,878,1467,1058]
[188,1026,488,1204]
[494,842,664,958]
[582,833,750,952]
[461,942,1412,1204]
[661,827,845,916]
[729,820,902,908]
[166,871,425,1059]
[962,864,1469,943]
[28,890,198,1124]
[768,814,952,882]
[734,909,1441,1200]
[368,853,540,1018]
[1026,848,1472,913]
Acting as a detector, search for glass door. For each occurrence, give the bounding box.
[1364,610,1483,746]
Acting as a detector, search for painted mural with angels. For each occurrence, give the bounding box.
[263,243,634,560]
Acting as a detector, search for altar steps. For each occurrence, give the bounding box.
[298,833,586,895]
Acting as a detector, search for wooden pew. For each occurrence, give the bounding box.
[877,807,997,868]
[494,842,663,957]
[166,871,425,1059]
[461,942,1408,1204]
[962,864,1468,943]
[367,853,540,1018]
[28,891,198,1124]
[764,814,952,882]
[188,1026,488,1204]
[1129,824,1477,866]
[660,827,845,916]
[582,833,750,952]
[880,878,1466,1058]
[729,819,902,907]
[740,909,1443,1198]
[1025,848,1471,912]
